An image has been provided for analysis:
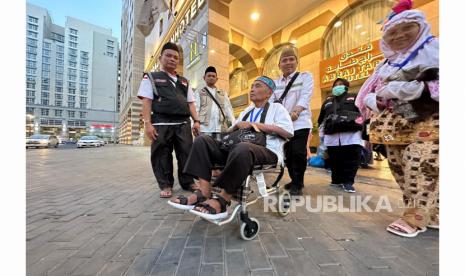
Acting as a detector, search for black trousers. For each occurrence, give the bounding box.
[284,128,310,189]
[183,135,278,195]
[150,123,194,190]
[327,144,362,185]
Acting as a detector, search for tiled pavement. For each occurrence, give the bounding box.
[26,145,439,276]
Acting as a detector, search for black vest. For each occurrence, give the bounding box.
[150,71,191,123]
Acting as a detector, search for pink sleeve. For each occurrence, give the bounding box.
[427,80,439,102]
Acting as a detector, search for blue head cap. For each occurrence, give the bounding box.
[256,76,276,92]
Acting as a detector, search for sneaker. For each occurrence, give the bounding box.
[342,183,356,193]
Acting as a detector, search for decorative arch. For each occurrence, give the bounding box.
[229,43,259,81]
[321,0,391,59]
[229,67,248,97]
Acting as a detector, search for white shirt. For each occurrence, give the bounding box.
[270,71,314,131]
[235,103,294,166]
[195,87,236,133]
[137,71,195,125]
[323,130,364,147]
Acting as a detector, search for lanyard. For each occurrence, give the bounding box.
[249,108,263,123]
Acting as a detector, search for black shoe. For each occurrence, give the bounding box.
[342,183,356,193]
[289,187,303,196]
[284,182,293,190]
[330,183,342,188]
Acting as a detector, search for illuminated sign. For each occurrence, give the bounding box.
[319,41,384,88]
[91,124,114,129]
[171,0,206,43]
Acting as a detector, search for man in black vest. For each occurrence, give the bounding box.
[137,42,201,198]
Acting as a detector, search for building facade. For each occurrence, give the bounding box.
[118,0,146,145]
[26,4,119,141]
[142,0,439,146]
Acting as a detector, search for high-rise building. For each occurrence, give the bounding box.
[118,0,145,145]
[26,3,119,141]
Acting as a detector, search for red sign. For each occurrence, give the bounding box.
[91,124,113,128]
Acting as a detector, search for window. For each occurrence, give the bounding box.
[27,38,37,47]
[27,82,35,89]
[68,61,77,68]
[68,95,76,101]
[55,94,62,100]
[55,80,63,87]
[56,74,63,81]
[55,109,63,117]
[28,16,38,24]
[43,42,51,49]
[41,99,49,106]
[56,87,63,93]
[68,56,77,62]
[42,56,50,64]
[26,60,36,68]
[69,35,78,42]
[69,48,77,56]
[42,78,50,85]
[68,82,76,89]
[106,52,114,57]
[81,51,89,58]
[68,110,75,117]
[79,97,87,103]
[107,40,114,46]
[68,68,77,76]
[27,90,35,97]
[41,84,50,91]
[56,52,64,59]
[79,112,86,118]
[56,45,64,52]
[68,75,76,81]
[80,77,88,83]
[27,31,38,38]
[27,97,35,104]
[80,58,88,65]
[68,101,75,108]
[43,49,51,56]
[27,68,36,75]
[69,42,78,48]
[107,46,114,52]
[323,0,391,58]
[51,32,64,42]
[68,88,76,94]
[26,107,34,115]
[80,103,87,109]
[42,63,50,71]
[80,64,88,70]
[41,92,50,98]
[42,71,50,78]
[70,28,78,35]
[159,19,163,36]
[41,109,49,116]
[28,23,38,31]
[26,46,37,54]
[55,100,62,107]
[27,52,37,60]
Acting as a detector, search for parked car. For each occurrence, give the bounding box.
[26,134,59,149]
[98,138,105,146]
[77,136,103,148]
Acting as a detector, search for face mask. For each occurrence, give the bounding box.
[332,85,346,96]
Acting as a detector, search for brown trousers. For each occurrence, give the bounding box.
[386,140,439,228]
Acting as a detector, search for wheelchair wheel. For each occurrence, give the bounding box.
[277,189,291,217]
[240,217,260,240]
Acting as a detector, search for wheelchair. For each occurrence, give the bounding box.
[205,163,292,241]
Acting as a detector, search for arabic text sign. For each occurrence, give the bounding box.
[319,41,384,88]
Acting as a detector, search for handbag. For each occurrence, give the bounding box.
[220,103,270,150]
[203,87,232,132]
[323,95,364,135]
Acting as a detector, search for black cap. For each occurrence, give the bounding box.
[332,78,350,88]
[161,42,179,54]
[205,66,217,75]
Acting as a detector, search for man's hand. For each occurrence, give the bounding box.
[376,96,387,111]
[290,111,299,121]
[306,147,312,160]
[144,123,158,141]
[192,121,200,136]
[235,121,252,129]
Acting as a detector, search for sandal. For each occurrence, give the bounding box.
[167,190,208,210]
[427,224,439,230]
[160,189,172,198]
[189,194,231,220]
[386,218,427,238]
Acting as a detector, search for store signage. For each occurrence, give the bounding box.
[91,124,113,128]
[171,0,206,43]
[319,41,384,88]
[230,94,249,108]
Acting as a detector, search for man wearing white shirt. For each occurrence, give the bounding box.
[195,66,236,141]
[137,42,201,198]
[270,48,314,195]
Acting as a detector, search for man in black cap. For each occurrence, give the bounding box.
[138,42,201,198]
[195,66,235,141]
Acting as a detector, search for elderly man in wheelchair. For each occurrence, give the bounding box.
[168,76,294,240]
